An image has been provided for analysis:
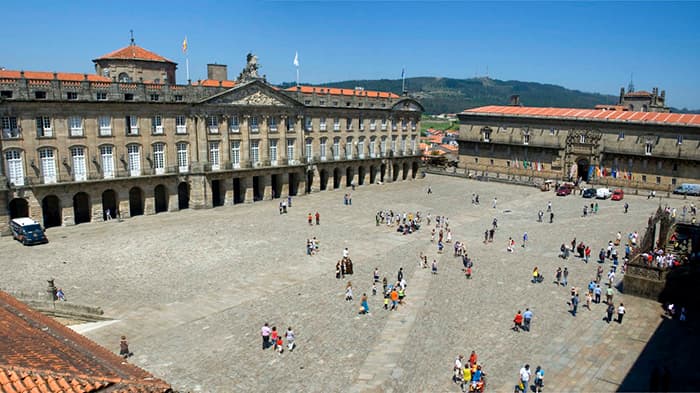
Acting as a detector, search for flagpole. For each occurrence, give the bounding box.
[186,57,190,83]
[401,67,406,94]
[296,67,299,87]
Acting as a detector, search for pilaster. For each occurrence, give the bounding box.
[223,178,234,205]
[244,176,254,203]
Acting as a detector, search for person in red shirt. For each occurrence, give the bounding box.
[469,351,478,368]
[513,310,523,332]
[315,211,320,225]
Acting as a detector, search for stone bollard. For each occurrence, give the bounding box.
[47,278,57,301]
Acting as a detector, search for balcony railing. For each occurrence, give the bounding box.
[2,129,21,139]
[176,125,187,134]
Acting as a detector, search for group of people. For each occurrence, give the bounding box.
[278,195,293,214]
[260,323,296,354]
[516,364,544,393]
[512,308,534,332]
[453,351,486,392]
[306,237,320,256]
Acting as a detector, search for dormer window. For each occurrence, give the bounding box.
[482,128,491,142]
[677,135,683,145]
[645,141,653,155]
[523,133,530,145]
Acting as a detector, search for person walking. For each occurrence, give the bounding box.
[549,212,554,223]
[360,293,369,314]
[555,267,562,285]
[453,355,464,384]
[308,213,313,226]
[594,284,602,304]
[119,335,132,359]
[518,364,531,393]
[571,293,579,316]
[523,308,533,331]
[606,303,615,323]
[492,197,498,209]
[286,327,296,351]
[562,267,569,287]
[315,211,320,225]
[513,310,523,332]
[261,323,272,350]
[606,285,614,305]
[534,366,545,393]
[522,232,528,248]
[617,303,626,324]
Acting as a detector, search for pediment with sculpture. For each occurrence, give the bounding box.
[200,80,301,108]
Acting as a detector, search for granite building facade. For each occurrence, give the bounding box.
[0,43,423,234]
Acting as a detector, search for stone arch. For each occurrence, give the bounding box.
[319,169,329,191]
[369,165,377,184]
[42,195,61,228]
[380,163,387,182]
[178,182,190,209]
[102,189,118,220]
[402,162,409,180]
[346,166,355,187]
[358,166,366,185]
[154,184,168,213]
[129,187,144,217]
[305,170,314,194]
[577,157,590,182]
[8,198,29,219]
[73,192,91,224]
[333,167,342,189]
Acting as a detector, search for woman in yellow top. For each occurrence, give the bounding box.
[463,364,472,389]
[532,266,540,283]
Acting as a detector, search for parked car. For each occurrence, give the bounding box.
[673,183,700,196]
[611,189,624,201]
[596,188,612,199]
[582,188,597,198]
[556,186,572,196]
[10,218,49,246]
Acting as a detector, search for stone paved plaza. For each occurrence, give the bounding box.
[0,175,682,392]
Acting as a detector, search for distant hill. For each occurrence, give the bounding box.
[279,77,698,115]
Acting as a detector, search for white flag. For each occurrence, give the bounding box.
[293,52,299,67]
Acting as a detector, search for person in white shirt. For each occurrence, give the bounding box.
[453,355,464,383]
[519,364,531,392]
[342,248,349,258]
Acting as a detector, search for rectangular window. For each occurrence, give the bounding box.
[176,115,187,134]
[35,91,46,99]
[346,140,353,159]
[36,116,52,137]
[333,118,340,131]
[287,116,295,132]
[523,133,530,145]
[369,139,376,158]
[126,115,138,135]
[672,178,677,185]
[579,135,586,144]
[347,118,353,130]
[177,143,189,173]
[269,139,278,165]
[656,176,661,184]
[319,100,325,106]
[549,128,556,135]
[174,95,183,102]
[100,145,114,179]
[333,138,340,160]
[401,119,407,131]
[359,116,365,131]
[320,118,327,131]
[231,141,241,168]
[401,136,407,154]
[677,135,683,145]
[1,90,14,98]
[152,116,163,134]
[305,139,313,162]
[5,150,24,186]
[483,129,491,142]
[209,142,220,170]
[229,115,240,133]
[250,116,259,133]
[250,140,260,164]
[381,118,387,130]
[642,175,647,183]
[208,116,219,133]
[67,92,78,100]
[618,132,625,141]
[269,116,277,132]
[150,94,159,102]
[99,116,112,136]
[2,116,20,138]
[153,143,165,175]
[358,139,365,159]
[411,136,417,154]
[39,148,57,184]
[370,119,376,131]
[411,120,416,131]
[128,145,141,176]
[71,146,87,182]
[96,92,108,101]
[320,138,327,161]
[69,116,83,137]
[380,137,387,157]
[124,93,134,101]
[287,139,295,164]
[391,136,397,154]
[305,117,312,131]
[645,142,653,155]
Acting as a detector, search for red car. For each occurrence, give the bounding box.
[556,186,572,196]
[611,189,624,200]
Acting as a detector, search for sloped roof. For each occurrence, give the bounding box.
[0,291,172,393]
[94,45,175,64]
[285,85,399,99]
[0,70,110,82]
[624,90,652,97]
[462,105,700,127]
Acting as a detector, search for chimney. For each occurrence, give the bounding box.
[619,87,625,104]
[509,95,521,106]
[207,64,228,81]
[660,90,665,99]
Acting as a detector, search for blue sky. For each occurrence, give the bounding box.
[2,1,699,109]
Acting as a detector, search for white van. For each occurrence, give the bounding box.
[10,217,49,245]
[673,183,700,196]
[596,188,612,199]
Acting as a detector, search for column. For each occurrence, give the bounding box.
[263,175,272,200]
[168,191,179,212]
[281,173,290,196]
[244,176,254,203]
[260,115,269,165]
[190,174,211,209]
[241,115,251,166]
[224,178,234,205]
[117,188,130,218]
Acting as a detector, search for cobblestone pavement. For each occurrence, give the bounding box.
[0,175,684,392]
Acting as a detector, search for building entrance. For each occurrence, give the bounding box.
[577,158,590,182]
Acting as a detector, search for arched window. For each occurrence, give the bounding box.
[118,72,131,83]
[152,143,166,175]
[71,146,87,182]
[39,148,57,184]
[5,149,24,186]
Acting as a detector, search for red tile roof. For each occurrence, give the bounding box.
[463,105,700,127]
[0,291,172,393]
[193,79,236,88]
[594,104,628,111]
[94,45,175,64]
[624,90,652,97]
[285,85,399,99]
[0,70,110,83]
